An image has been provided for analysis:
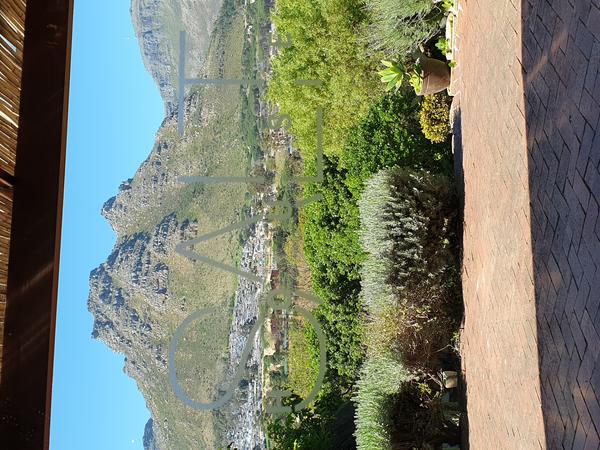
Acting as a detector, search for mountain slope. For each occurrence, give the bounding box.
[131,0,225,114]
[88,2,254,448]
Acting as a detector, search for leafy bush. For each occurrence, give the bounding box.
[419,93,452,143]
[266,383,353,449]
[269,0,381,158]
[341,92,451,196]
[303,157,364,298]
[364,0,444,57]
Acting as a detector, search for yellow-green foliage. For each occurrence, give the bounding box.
[287,317,319,400]
[419,93,452,144]
[269,0,381,159]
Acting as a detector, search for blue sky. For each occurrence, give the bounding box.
[50,0,164,448]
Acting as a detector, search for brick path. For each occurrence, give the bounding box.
[455,0,600,448]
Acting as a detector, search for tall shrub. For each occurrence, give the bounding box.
[359,168,455,306]
[269,0,380,158]
[353,167,458,450]
[353,355,413,450]
[341,92,452,197]
[364,0,444,57]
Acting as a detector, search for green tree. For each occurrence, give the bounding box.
[341,91,451,196]
[269,0,381,158]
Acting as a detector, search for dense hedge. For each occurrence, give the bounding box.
[342,91,451,196]
[354,167,460,450]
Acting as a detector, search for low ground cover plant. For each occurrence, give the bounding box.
[419,92,453,143]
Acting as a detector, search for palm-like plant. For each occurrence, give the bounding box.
[378,60,405,91]
[408,63,423,94]
[378,60,423,94]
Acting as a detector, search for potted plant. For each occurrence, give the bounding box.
[378,56,450,96]
[377,60,405,91]
[413,55,451,95]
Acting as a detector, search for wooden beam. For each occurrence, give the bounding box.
[0,0,73,448]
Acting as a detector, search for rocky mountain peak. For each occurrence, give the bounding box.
[130,0,225,114]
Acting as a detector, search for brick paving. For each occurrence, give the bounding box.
[455,0,600,448]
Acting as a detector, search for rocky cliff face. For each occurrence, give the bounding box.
[87,107,206,447]
[131,0,225,114]
[88,212,198,375]
[143,419,159,450]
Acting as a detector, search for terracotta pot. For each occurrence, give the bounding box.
[418,56,451,95]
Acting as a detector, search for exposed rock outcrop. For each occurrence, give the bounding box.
[143,418,159,450]
[131,0,225,114]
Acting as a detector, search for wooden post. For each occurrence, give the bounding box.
[0,0,73,449]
